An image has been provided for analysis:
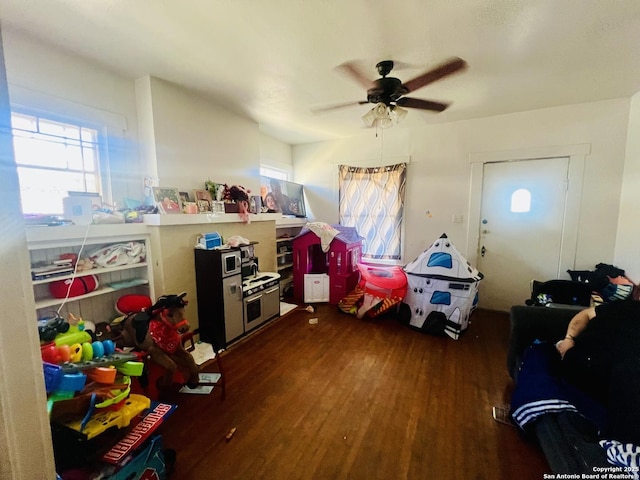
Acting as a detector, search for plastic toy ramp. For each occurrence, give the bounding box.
[102,401,177,466]
[59,393,151,440]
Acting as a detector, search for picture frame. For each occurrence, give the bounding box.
[183,201,198,214]
[259,176,307,217]
[179,191,191,204]
[193,189,213,203]
[196,199,212,213]
[153,187,182,214]
[210,200,225,214]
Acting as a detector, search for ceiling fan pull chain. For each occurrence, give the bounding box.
[379,126,384,164]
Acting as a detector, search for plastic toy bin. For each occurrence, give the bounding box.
[43,362,62,393]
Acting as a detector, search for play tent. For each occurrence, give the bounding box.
[402,233,483,339]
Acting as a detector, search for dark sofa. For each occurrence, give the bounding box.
[508,305,609,473]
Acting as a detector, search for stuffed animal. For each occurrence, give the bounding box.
[120,293,199,389]
[92,321,116,342]
[76,258,95,271]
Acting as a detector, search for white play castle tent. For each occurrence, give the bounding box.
[403,233,483,339]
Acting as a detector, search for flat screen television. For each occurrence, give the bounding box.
[260,176,306,217]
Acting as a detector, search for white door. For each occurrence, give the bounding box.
[476,157,569,311]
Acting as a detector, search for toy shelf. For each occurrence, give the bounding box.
[34,279,149,309]
[27,228,154,321]
[277,261,294,271]
[32,262,148,285]
[275,218,306,299]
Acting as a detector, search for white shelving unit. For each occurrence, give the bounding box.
[26,224,154,323]
[275,217,307,299]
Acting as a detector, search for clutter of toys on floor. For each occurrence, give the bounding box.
[38,241,198,478]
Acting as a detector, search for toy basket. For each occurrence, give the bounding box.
[43,362,62,393]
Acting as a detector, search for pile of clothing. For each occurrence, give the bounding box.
[568,263,636,302]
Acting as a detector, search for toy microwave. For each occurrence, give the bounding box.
[198,232,222,250]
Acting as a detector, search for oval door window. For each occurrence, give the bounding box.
[511,188,531,213]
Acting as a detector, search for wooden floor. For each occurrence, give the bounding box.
[159,305,550,480]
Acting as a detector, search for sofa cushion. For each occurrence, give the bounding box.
[534,412,608,474]
[508,306,576,381]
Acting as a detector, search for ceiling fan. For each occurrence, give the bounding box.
[314,57,468,127]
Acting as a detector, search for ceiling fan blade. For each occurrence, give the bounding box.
[401,57,467,93]
[335,60,375,90]
[396,97,449,112]
[310,100,368,114]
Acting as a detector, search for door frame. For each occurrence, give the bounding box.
[465,143,590,280]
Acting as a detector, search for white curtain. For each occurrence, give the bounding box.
[338,163,406,261]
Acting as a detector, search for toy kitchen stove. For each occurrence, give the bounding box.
[241,243,281,333]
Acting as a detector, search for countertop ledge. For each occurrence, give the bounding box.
[143,213,308,227]
[25,214,310,244]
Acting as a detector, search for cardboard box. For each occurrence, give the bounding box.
[63,195,97,225]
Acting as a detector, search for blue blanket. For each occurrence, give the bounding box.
[510,341,608,433]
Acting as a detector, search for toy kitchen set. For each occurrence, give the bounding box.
[194,238,281,349]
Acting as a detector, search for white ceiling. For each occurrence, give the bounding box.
[1,0,640,145]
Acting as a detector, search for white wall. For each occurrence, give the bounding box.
[615,92,640,282]
[259,131,293,174]
[0,27,56,479]
[293,98,630,269]
[143,76,263,195]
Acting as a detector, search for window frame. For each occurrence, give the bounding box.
[338,162,407,265]
[10,107,111,215]
[260,165,291,181]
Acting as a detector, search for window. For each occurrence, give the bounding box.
[430,291,451,305]
[427,252,453,269]
[260,166,289,181]
[510,188,531,213]
[338,163,406,262]
[11,112,102,215]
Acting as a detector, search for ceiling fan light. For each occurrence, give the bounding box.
[393,106,408,123]
[362,108,377,127]
[373,102,389,119]
[362,103,404,129]
[377,116,393,129]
